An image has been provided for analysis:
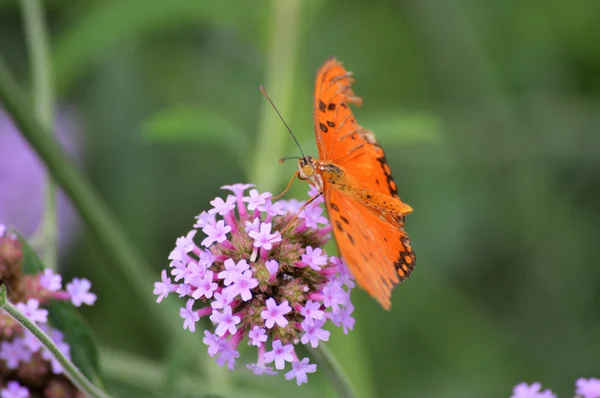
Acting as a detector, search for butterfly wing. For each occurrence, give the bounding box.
[313,58,416,309]
[326,186,415,309]
[313,58,400,199]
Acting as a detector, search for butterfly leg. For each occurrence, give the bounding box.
[271,172,300,201]
[280,192,323,234]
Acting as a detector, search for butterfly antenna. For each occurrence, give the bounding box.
[259,85,305,159]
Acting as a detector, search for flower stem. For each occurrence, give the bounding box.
[19,0,57,269]
[249,0,301,192]
[0,285,110,398]
[310,344,359,398]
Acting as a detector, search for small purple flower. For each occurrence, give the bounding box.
[248,222,282,251]
[193,211,215,229]
[261,298,292,329]
[155,184,355,384]
[0,339,32,369]
[209,195,237,216]
[211,291,232,310]
[247,363,278,376]
[40,268,62,291]
[175,230,196,254]
[203,330,221,357]
[201,220,231,247]
[300,300,324,326]
[218,259,249,286]
[154,270,175,303]
[511,382,555,398]
[248,326,268,347]
[265,260,279,275]
[210,306,241,337]
[1,380,29,398]
[66,278,97,307]
[576,378,600,398]
[300,319,330,347]
[301,246,328,271]
[15,299,48,324]
[299,204,328,229]
[285,357,317,386]
[243,189,271,211]
[190,270,218,300]
[180,299,200,332]
[227,270,258,301]
[264,340,294,370]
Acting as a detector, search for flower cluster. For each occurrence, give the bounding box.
[154,184,355,385]
[511,378,600,398]
[0,225,96,397]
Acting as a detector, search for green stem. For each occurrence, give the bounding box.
[310,344,359,398]
[249,0,301,191]
[0,286,110,398]
[19,0,57,269]
[0,57,202,354]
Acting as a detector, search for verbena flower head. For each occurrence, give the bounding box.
[576,378,600,398]
[0,225,96,396]
[155,184,355,385]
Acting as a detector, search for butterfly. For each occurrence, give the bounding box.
[296,58,416,310]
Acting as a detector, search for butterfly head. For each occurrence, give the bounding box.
[298,156,324,191]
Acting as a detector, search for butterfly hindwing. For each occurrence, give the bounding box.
[326,187,415,309]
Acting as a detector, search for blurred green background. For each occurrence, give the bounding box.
[1,0,599,397]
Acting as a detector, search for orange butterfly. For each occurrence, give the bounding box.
[295,58,416,310]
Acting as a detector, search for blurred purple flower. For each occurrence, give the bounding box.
[576,378,600,398]
[0,108,81,249]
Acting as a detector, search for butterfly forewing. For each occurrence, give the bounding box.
[312,58,416,309]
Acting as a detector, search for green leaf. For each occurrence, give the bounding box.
[361,110,444,146]
[141,105,249,164]
[17,233,103,385]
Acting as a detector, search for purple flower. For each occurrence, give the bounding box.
[203,330,221,357]
[0,108,80,248]
[15,299,48,324]
[248,222,282,251]
[193,211,215,229]
[248,326,268,347]
[576,378,600,398]
[0,339,32,369]
[40,268,62,291]
[299,204,328,229]
[218,259,249,286]
[261,298,292,329]
[201,220,231,247]
[154,270,175,303]
[155,184,356,384]
[264,340,294,370]
[265,260,279,275]
[227,270,258,301]
[190,270,218,299]
[301,246,328,271]
[210,306,241,337]
[209,195,236,216]
[285,357,317,385]
[66,278,97,307]
[180,299,200,332]
[247,363,278,376]
[1,380,29,398]
[300,319,330,347]
[243,189,271,211]
[511,382,555,398]
[300,300,324,326]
